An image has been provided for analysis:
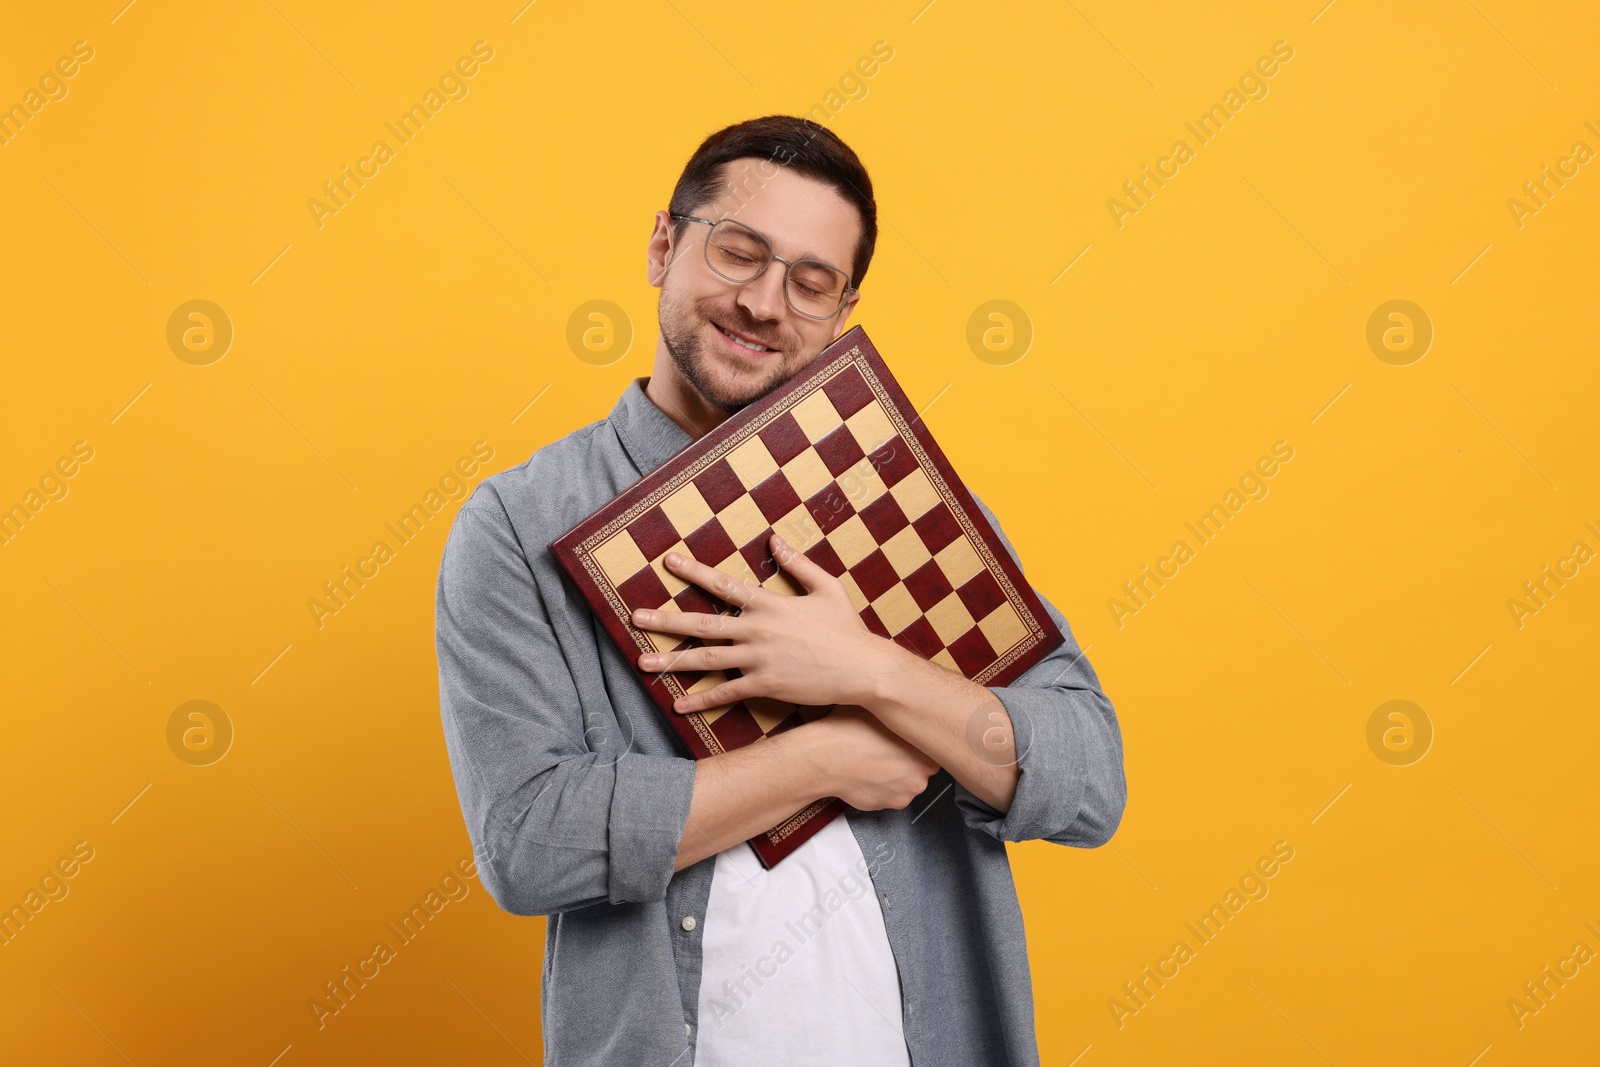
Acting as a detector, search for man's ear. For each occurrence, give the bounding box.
[831,289,862,336]
[646,210,676,288]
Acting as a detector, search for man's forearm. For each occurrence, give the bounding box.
[672,725,832,872]
[861,641,1022,814]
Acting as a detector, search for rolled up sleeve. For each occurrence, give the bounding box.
[949,496,1127,848]
[434,490,696,916]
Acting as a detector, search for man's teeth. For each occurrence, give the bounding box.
[717,323,770,352]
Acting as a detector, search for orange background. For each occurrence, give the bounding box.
[3,1,1597,1063]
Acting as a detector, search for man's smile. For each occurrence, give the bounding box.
[711,318,780,357]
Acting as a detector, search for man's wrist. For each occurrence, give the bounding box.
[852,635,922,714]
[773,717,840,802]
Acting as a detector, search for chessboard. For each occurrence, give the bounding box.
[549,325,1064,867]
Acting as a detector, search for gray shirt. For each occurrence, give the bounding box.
[435,377,1128,1066]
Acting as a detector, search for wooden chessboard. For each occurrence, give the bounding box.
[550,325,1063,867]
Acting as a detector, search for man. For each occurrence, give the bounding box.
[435,115,1126,1066]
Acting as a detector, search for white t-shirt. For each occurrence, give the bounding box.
[693,815,912,1066]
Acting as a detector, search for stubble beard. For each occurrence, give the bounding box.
[658,287,801,413]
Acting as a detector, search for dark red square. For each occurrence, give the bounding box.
[868,437,918,488]
[860,604,891,639]
[859,494,909,542]
[912,506,963,555]
[904,559,956,612]
[668,667,705,690]
[617,565,670,610]
[821,366,874,418]
[765,707,808,736]
[694,459,746,512]
[896,614,940,655]
[709,703,765,748]
[957,570,1007,621]
[805,483,856,535]
[758,413,810,466]
[628,505,680,559]
[750,472,802,523]
[894,616,944,658]
[672,583,726,617]
[805,538,847,577]
[685,518,737,567]
[849,549,899,602]
[740,534,778,583]
[814,425,866,477]
[947,626,999,676]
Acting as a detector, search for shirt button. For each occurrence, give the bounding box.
[681,915,697,931]
[686,1023,693,1037]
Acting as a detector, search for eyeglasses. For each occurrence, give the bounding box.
[670,214,856,321]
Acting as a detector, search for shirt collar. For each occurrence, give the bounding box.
[609,377,695,476]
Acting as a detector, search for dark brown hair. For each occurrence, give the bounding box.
[667,115,878,288]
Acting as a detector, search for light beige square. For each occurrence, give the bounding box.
[930,649,960,674]
[881,524,932,577]
[661,483,713,536]
[925,592,977,646]
[686,670,729,694]
[727,436,779,489]
[711,548,758,589]
[978,601,1027,654]
[646,630,685,653]
[772,508,822,552]
[829,514,877,568]
[642,603,684,653]
[651,634,703,660]
[686,671,736,719]
[846,401,896,454]
[889,468,940,521]
[775,505,823,551]
[871,582,920,636]
[837,456,888,509]
[718,493,768,549]
[649,539,691,596]
[934,535,986,588]
[594,530,648,585]
[746,696,795,733]
[762,571,803,597]
[791,388,844,442]
[782,448,833,501]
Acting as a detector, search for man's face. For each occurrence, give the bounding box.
[653,160,862,411]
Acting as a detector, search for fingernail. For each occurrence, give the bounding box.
[665,551,682,566]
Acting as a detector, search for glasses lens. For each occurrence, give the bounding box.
[706,221,769,281]
[786,261,848,318]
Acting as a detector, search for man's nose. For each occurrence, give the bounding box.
[736,263,788,324]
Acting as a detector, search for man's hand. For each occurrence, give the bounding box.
[632,532,894,714]
[636,528,1022,816]
[671,705,940,871]
[807,704,941,812]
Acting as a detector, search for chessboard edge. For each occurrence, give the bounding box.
[846,332,1069,679]
[748,797,848,868]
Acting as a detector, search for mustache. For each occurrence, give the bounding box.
[705,307,785,351]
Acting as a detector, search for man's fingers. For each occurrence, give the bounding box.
[638,643,749,673]
[672,675,756,714]
[770,532,832,594]
[661,550,761,608]
[631,605,744,639]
